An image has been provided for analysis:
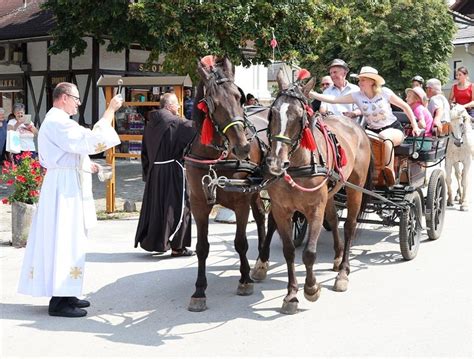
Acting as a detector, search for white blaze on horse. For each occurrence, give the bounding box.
[446,105,474,211]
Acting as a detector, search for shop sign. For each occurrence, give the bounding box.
[0,76,24,91]
[129,62,162,73]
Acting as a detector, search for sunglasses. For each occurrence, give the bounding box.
[321,83,331,87]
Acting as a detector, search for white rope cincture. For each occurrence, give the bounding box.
[153,160,186,242]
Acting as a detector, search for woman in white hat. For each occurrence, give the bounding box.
[310,66,421,185]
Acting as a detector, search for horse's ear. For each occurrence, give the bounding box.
[302,77,316,97]
[276,68,289,91]
[197,59,212,82]
[222,56,234,78]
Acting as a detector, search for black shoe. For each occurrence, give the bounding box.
[48,304,87,318]
[68,297,90,308]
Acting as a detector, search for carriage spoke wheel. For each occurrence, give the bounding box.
[292,212,308,248]
[425,169,446,240]
[399,191,422,260]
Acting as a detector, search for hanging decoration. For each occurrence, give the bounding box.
[197,101,214,145]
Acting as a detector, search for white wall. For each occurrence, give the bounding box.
[235,64,272,102]
[447,44,474,92]
[27,42,47,71]
[100,40,126,71]
[27,76,47,123]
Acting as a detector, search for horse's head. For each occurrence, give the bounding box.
[194,56,249,159]
[266,69,316,176]
[449,104,470,146]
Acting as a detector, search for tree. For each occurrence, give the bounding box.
[43,0,455,89]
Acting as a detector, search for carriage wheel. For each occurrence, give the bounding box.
[292,212,308,248]
[399,191,422,260]
[425,169,446,240]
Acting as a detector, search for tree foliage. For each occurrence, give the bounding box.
[42,0,456,90]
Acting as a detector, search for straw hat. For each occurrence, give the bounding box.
[356,66,385,86]
[405,86,428,104]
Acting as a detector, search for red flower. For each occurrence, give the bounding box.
[21,151,32,159]
[31,161,41,169]
[16,175,26,183]
[6,179,14,186]
[1,198,9,204]
[3,160,10,168]
[29,190,39,197]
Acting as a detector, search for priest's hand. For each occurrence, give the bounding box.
[108,94,124,112]
[90,162,100,173]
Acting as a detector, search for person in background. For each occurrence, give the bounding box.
[319,58,361,119]
[425,78,450,134]
[183,88,194,120]
[412,75,424,88]
[449,66,474,118]
[0,108,7,163]
[17,82,123,318]
[311,76,333,113]
[310,66,421,186]
[245,93,257,106]
[135,93,197,257]
[405,86,434,137]
[7,103,38,160]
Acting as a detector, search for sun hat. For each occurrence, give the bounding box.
[328,59,349,72]
[355,66,385,86]
[405,86,427,104]
[411,75,424,84]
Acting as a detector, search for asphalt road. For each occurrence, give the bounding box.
[1,197,472,357]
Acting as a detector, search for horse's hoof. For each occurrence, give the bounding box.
[304,284,321,302]
[188,297,207,312]
[250,259,269,281]
[281,300,298,315]
[447,201,454,207]
[237,282,254,296]
[333,274,349,292]
[460,205,469,212]
[332,257,342,272]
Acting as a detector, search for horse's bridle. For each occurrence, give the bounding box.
[200,70,247,148]
[450,120,465,147]
[268,84,310,157]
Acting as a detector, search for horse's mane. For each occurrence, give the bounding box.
[192,81,206,128]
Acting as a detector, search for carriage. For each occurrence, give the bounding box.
[185,56,449,314]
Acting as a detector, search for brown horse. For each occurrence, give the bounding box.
[254,69,373,314]
[185,56,268,312]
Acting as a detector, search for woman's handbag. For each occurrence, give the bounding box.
[6,130,21,154]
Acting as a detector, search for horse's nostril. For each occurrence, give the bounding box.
[282,161,290,170]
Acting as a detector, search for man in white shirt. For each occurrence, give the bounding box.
[426,78,450,134]
[320,59,361,118]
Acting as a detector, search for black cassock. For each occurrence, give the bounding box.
[134,109,197,252]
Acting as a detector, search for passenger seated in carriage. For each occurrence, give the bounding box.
[309,66,421,186]
[405,86,434,137]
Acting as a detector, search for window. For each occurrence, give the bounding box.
[453,60,463,80]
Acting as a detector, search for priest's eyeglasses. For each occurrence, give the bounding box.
[66,94,81,104]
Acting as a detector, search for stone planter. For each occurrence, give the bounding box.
[11,202,36,248]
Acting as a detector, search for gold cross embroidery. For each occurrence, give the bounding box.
[70,267,83,279]
[94,142,107,153]
[29,267,34,279]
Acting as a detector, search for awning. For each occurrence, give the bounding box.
[96,75,192,88]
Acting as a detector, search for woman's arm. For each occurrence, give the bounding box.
[308,90,355,105]
[448,85,455,104]
[390,94,421,136]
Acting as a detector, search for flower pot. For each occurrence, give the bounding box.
[11,202,36,248]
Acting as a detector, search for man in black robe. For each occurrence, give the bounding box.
[134,93,197,256]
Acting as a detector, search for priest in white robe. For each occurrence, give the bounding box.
[17,82,123,317]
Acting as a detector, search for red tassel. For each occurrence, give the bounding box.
[300,127,316,151]
[297,69,311,81]
[304,104,314,118]
[338,145,347,167]
[197,101,208,113]
[270,38,278,49]
[200,55,216,69]
[201,116,214,145]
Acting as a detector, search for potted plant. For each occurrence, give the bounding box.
[1,151,45,247]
